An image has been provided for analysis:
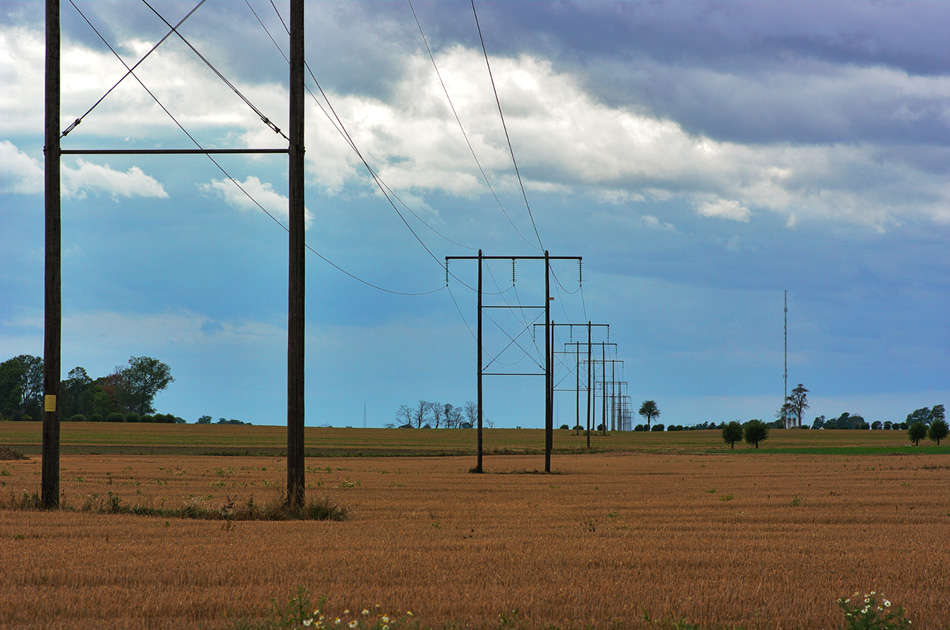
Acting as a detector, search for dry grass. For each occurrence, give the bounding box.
[1,450,949,629]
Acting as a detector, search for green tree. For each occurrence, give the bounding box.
[60,366,93,419]
[932,404,945,424]
[906,407,932,426]
[197,415,212,424]
[785,384,809,428]
[638,400,660,429]
[118,356,174,416]
[721,421,743,449]
[927,419,949,446]
[743,419,769,449]
[908,422,928,446]
[0,355,43,420]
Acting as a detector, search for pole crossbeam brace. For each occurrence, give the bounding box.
[446,251,581,472]
[484,372,546,377]
[61,148,289,155]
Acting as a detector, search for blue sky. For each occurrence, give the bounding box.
[1,0,947,428]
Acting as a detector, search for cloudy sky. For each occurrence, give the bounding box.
[1,0,947,429]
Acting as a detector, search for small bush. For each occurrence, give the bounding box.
[106,412,125,423]
[0,490,42,509]
[0,447,28,461]
[69,414,87,422]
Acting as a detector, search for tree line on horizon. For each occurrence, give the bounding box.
[0,354,178,423]
[389,400,480,429]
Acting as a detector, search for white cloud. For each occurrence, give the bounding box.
[0,141,167,199]
[62,159,167,199]
[6,15,950,232]
[697,199,751,222]
[201,176,313,229]
[641,215,677,231]
[0,140,43,194]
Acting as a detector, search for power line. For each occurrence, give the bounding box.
[470,0,544,251]
[70,1,444,298]
[142,0,287,140]
[406,0,538,250]
[62,0,206,137]
[259,1,483,282]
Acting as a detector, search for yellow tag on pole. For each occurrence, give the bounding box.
[44,395,57,412]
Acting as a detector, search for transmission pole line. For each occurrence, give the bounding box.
[446,251,581,472]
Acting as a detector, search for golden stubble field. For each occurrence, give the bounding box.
[2,448,949,629]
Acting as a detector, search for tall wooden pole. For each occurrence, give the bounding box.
[286,0,306,508]
[601,342,607,435]
[586,321,591,448]
[544,251,552,472]
[475,249,483,473]
[574,336,580,435]
[42,0,61,509]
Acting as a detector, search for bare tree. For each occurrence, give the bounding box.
[463,400,478,428]
[431,402,445,429]
[394,404,413,428]
[444,403,462,429]
[412,400,432,428]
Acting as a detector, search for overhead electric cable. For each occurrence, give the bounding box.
[71,1,442,298]
[407,0,538,250]
[141,0,288,141]
[261,0,475,260]
[260,1,482,278]
[483,309,545,372]
[446,283,478,343]
[470,0,544,251]
[62,0,206,138]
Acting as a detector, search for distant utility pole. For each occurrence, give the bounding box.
[540,322,609,435]
[562,324,609,445]
[784,290,788,430]
[579,342,617,435]
[445,251,581,472]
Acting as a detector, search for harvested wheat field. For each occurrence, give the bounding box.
[1,436,949,629]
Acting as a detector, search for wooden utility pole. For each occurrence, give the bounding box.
[42,0,61,509]
[286,0,306,508]
[476,249,483,473]
[544,251,552,472]
[587,322,591,448]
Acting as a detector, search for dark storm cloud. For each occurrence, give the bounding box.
[418,1,950,145]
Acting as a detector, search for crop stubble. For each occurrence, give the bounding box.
[1,451,949,629]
